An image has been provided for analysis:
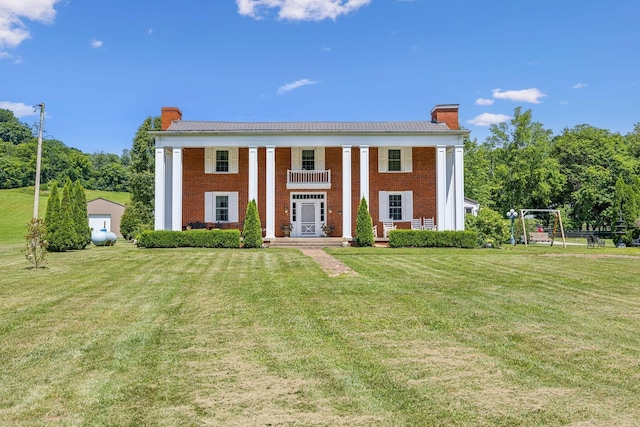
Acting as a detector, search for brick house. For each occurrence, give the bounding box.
[152,104,468,239]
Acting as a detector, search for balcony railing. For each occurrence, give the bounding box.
[287,169,331,189]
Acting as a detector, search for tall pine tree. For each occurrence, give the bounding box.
[73,180,91,249]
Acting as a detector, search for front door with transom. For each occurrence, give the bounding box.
[291,194,325,238]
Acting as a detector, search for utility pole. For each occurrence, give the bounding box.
[33,103,45,219]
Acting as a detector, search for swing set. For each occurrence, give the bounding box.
[517,209,567,248]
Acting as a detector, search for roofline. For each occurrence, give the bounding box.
[87,197,126,207]
[149,129,470,138]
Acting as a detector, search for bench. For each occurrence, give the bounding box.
[632,238,640,247]
[587,234,605,248]
[528,231,552,243]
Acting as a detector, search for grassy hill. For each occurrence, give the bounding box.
[0,187,130,245]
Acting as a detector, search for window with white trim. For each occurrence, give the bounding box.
[291,147,325,170]
[379,190,413,222]
[378,147,412,172]
[205,147,238,173]
[205,192,239,222]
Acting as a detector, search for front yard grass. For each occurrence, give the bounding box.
[1,242,639,425]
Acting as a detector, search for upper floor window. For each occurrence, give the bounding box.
[378,147,412,173]
[205,147,238,173]
[388,149,401,172]
[302,150,315,170]
[291,147,325,171]
[216,150,229,172]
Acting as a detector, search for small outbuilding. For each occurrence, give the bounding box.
[464,197,480,216]
[87,198,125,237]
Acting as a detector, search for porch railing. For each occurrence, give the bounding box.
[287,170,331,189]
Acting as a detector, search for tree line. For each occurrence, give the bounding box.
[465,107,640,232]
[0,109,130,192]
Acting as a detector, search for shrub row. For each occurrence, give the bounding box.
[388,230,478,248]
[137,230,241,248]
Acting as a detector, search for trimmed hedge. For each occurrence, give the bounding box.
[388,229,478,248]
[137,229,241,248]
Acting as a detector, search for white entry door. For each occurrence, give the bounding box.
[299,202,318,236]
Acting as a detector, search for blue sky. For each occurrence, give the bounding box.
[1,0,639,155]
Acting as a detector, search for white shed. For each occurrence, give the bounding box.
[87,198,126,237]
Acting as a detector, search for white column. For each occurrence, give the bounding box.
[454,145,465,231]
[265,145,276,239]
[436,145,447,230]
[155,147,165,230]
[248,146,258,205]
[171,147,182,231]
[342,145,352,239]
[359,145,369,205]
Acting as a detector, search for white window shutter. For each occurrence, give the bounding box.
[205,148,214,173]
[379,191,388,221]
[229,192,239,222]
[378,148,388,172]
[229,148,239,173]
[291,147,301,170]
[403,147,413,172]
[204,192,213,222]
[403,191,413,221]
[317,147,325,170]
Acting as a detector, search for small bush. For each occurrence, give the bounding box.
[465,207,510,247]
[136,230,241,248]
[388,230,478,248]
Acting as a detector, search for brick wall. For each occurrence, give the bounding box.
[369,147,437,231]
[180,146,437,235]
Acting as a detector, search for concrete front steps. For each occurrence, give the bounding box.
[266,237,346,248]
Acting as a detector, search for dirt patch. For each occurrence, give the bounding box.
[298,248,359,277]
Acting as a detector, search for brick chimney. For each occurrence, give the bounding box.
[430,104,460,130]
[161,107,182,131]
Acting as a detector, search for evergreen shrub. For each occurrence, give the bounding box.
[355,197,374,247]
[136,230,241,248]
[388,230,478,248]
[242,199,263,248]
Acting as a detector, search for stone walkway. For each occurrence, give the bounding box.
[298,248,359,277]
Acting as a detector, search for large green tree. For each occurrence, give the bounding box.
[484,107,565,214]
[552,124,638,229]
[121,116,162,238]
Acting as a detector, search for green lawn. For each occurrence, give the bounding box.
[0,188,129,244]
[1,241,639,426]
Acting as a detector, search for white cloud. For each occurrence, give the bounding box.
[277,78,318,95]
[0,0,59,48]
[90,38,103,48]
[237,0,371,21]
[322,46,332,52]
[0,101,40,118]
[492,88,546,104]
[0,52,10,59]
[148,28,154,35]
[572,82,587,89]
[467,113,511,127]
[475,98,494,106]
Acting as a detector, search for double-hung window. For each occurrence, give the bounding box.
[379,191,413,222]
[301,150,315,170]
[205,148,238,173]
[205,192,239,223]
[388,149,402,172]
[388,194,403,220]
[216,150,229,172]
[378,147,412,172]
[215,195,229,221]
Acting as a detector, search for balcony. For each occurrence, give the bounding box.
[287,169,331,189]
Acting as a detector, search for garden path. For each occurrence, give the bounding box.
[298,248,358,277]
